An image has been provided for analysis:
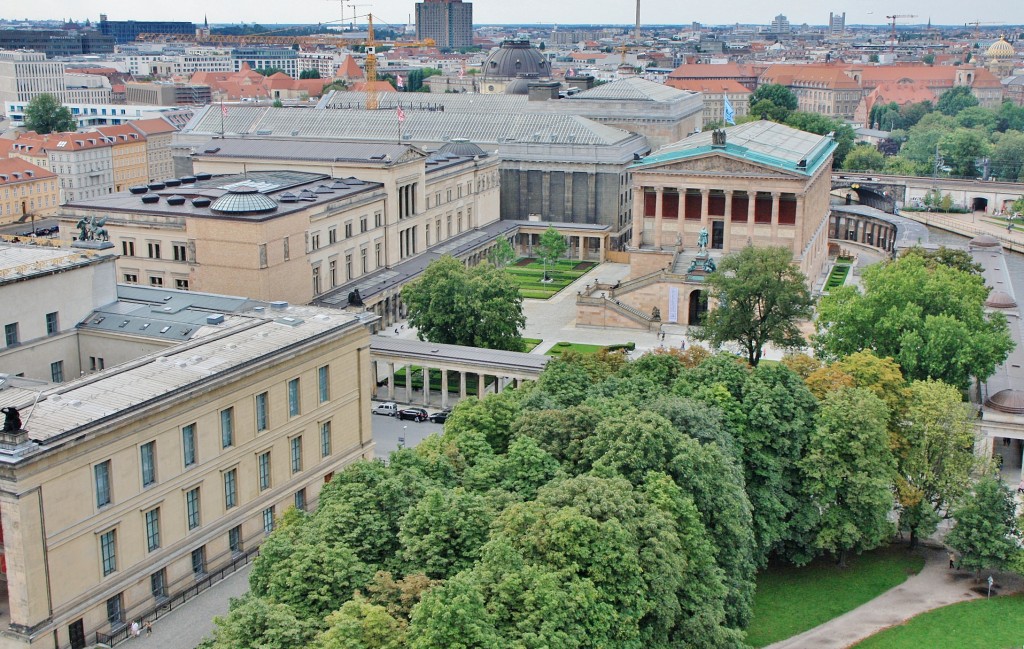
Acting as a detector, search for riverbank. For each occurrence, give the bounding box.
[897,210,1024,254]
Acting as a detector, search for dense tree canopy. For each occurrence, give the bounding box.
[23,93,75,134]
[750,83,798,111]
[814,254,1014,390]
[691,246,813,366]
[946,475,1023,574]
[402,255,526,351]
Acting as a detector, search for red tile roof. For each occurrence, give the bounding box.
[665,78,751,94]
[129,117,178,136]
[0,158,55,184]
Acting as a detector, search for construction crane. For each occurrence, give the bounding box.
[360,14,435,110]
[136,25,364,47]
[965,20,1003,39]
[886,14,918,53]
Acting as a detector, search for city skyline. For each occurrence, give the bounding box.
[7,0,1022,31]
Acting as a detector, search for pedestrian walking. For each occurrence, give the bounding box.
[130,621,141,638]
[948,552,956,569]
[144,621,152,636]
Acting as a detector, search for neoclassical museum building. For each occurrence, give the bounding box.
[577,120,837,329]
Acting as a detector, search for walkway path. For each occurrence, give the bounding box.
[898,209,1024,253]
[764,547,986,649]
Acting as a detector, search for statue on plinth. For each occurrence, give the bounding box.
[2,406,21,432]
[697,227,709,255]
[651,306,661,321]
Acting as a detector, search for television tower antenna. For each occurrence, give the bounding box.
[634,0,641,42]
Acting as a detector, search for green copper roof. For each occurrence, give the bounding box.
[632,120,836,176]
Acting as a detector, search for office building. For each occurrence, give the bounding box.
[415,0,474,50]
[125,83,212,107]
[98,14,195,44]
[770,14,791,34]
[829,12,846,35]
[0,50,65,116]
[0,30,114,57]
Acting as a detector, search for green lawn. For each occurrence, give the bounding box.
[746,545,925,648]
[851,595,1024,649]
[506,258,596,299]
[523,338,543,352]
[544,342,608,356]
[825,263,851,290]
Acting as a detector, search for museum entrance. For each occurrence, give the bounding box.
[711,221,724,249]
[688,290,708,325]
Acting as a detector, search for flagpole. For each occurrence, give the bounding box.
[219,99,224,136]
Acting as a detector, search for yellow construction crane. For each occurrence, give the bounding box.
[965,20,1003,39]
[360,14,435,110]
[886,14,918,53]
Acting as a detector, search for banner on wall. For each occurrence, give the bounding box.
[668,286,679,323]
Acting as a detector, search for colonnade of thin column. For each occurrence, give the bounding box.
[380,361,525,406]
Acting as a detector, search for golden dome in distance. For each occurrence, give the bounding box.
[987,36,1015,60]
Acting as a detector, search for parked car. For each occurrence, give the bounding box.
[428,409,451,424]
[372,402,398,416]
[397,407,429,422]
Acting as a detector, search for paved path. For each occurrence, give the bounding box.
[129,564,252,649]
[764,547,983,649]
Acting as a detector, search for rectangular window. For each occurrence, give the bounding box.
[318,365,330,403]
[106,594,123,626]
[145,508,160,552]
[263,506,275,534]
[149,276,163,287]
[220,408,234,448]
[140,441,156,487]
[151,570,167,600]
[5,323,19,346]
[329,228,337,244]
[361,248,368,273]
[45,311,59,335]
[329,259,337,287]
[320,421,332,457]
[288,378,300,417]
[223,469,237,509]
[122,240,135,256]
[172,243,187,261]
[182,423,197,467]
[100,529,117,576]
[123,273,138,283]
[175,278,189,290]
[360,215,368,232]
[186,487,201,530]
[147,242,160,259]
[258,451,271,491]
[51,360,64,382]
[375,211,383,228]
[375,242,382,267]
[95,460,111,508]
[228,525,242,554]
[191,546,206,576]
[311,233,320,250]
[290,436,302,474]
[294,488,306,511]
[258,243,268,268]
[344,222,353,238]
[256,392,268,431]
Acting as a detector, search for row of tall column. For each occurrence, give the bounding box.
[830,213,895,252]
[632,187,801,249]
[379,361,524,407]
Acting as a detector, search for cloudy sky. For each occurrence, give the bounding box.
[16,0,1021,29]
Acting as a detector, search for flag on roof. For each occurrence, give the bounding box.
[396,74,404,89]
[397,105,406,123]
[221,103,228,117]
[723,94,735,125]
[458,67,465,80]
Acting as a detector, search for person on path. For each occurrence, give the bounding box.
[948,552,956,569]
[130,621,141,638]
[144,621,152,636]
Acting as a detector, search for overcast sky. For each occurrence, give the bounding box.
[16,0,1022,30]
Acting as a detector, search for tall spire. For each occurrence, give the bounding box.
[204,14,209,28]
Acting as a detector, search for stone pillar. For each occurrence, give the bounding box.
[386,362,395,400]
[404,364,412,404]
[631,187,644,247]
[795,194,805,249]
[477,374,485,399]
[459,372,467,399]
[770,191,781,239]
[579,235,586,260]
[724,191,733,222]
[654,187,664,249]
[564,172,574,218]
[422,367,430,406]
[723,190,733,250]
[747,190,756,223]
[441,369,449,408]
[371,361,379,399]
[677,189,686,220]
[700,188,710,226]
[598,235,606,262]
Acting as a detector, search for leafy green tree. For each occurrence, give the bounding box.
[300,69,322,79]
[398,486,494,578]
[939,127,991,177]
[363,572,437,623]
[486,236,516,269]
[691,246,813,366]
[901,245,983,275]
[311,595,406,649]
[255,66,286,76]
[936,86,980,116]
[814,254,1015,390]
[923,53,935,65]
[842,144,886,172]
[801,388,896,567]
[996,101,1024,132]
[23,93,74,134]
[991,130,1024,182]
[402,255,526,351]
[894,380,981,548]
[407,572,503,649]
[749,98,791,122]
[535,225,567,281]
[204,594,313,649]
[946,475,1023,574]
[900,112,958,171]
[785,112,856,167]
[955,106,998,131]
[751,83,798,111]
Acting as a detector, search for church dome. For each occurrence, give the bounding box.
[482,40,549,80]
[436,138,487,157]
[987,36,1015,60]
[504,77,531,95]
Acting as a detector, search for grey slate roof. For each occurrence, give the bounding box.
[370,336,549,374]
[571,77,695,102]
[197,138,418,164]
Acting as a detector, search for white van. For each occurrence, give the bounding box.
[372,402,398,416]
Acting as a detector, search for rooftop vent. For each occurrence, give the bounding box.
[270,301,288,310]
[141,193,160,204]
[129,185,149,194]
[195,172,212,181]
[206,313,225,325]
[147,182,166,190]
[203,147,220,154]
[166,195,186,206]
[180,176,197,184]
[191,197,212,207]
[163,178,182,187]
[279,192,298,203]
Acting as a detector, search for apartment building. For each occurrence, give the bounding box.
[93,126,148,192]
[128,118,179,182]
[415,0,474,50]
[759,64,863,119]
[0,242,374,649]
[125,83,212,107]
[8,132,114,203]
[0,159,60,225]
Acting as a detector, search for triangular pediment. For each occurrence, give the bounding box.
[640,152,801,178]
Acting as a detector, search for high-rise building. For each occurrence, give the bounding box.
[829,12,846,35]
[415,0,473,50]
[770,14,791,34]
[0,50,66,114]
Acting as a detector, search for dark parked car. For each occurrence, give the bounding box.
[397,407,429,422]
[428,409,451,424]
